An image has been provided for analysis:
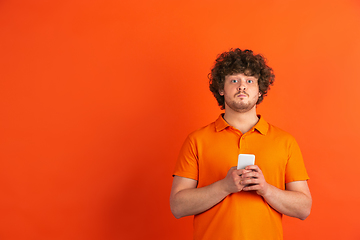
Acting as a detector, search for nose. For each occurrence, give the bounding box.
[238,81,247,91]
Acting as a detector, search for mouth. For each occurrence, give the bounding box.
[236,92,249,98]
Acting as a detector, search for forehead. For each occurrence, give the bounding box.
[225,73,258,80]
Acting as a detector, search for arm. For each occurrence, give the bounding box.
[170,167,246,219]
[240,165,312,220]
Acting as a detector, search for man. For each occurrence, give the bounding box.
[170,49,312,240]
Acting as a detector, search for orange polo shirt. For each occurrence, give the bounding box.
[173,114,309,240]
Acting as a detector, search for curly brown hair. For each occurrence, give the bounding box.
[209,48,275,109]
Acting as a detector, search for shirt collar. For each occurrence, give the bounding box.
[254,115,269,135]
[215,114,269,135]
[215,114,229,132]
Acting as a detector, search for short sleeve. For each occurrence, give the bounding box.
[173,135,199,181]
[285,138,310,183]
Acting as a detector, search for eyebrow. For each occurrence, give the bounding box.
[228,76,257,79]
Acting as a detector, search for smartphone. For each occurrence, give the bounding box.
[237,154,255,169]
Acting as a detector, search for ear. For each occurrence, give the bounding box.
[219,90,224,96]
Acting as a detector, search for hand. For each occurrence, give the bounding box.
[240,165,269,196]
[221,167,247,194]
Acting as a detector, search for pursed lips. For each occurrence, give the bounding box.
[235,92,249,98]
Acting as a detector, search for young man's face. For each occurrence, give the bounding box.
[220,73,261,113]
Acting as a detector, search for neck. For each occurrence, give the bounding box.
[223,106,259,134]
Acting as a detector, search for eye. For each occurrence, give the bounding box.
[231,79,238,83]
[247,79,254,83]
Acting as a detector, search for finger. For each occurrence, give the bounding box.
[236,169,246,177]
[231,171,241,182]
[244,165,257,170]
[240,168,252,173]
[242,171,259,179]
[245,165,262,173]
[241,178,259,185]
[242,184,259,191]
[229,166,238,176]
[239,169,252,175]
[241,172,253,178]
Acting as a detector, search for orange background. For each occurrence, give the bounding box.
[1,0,360,239]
